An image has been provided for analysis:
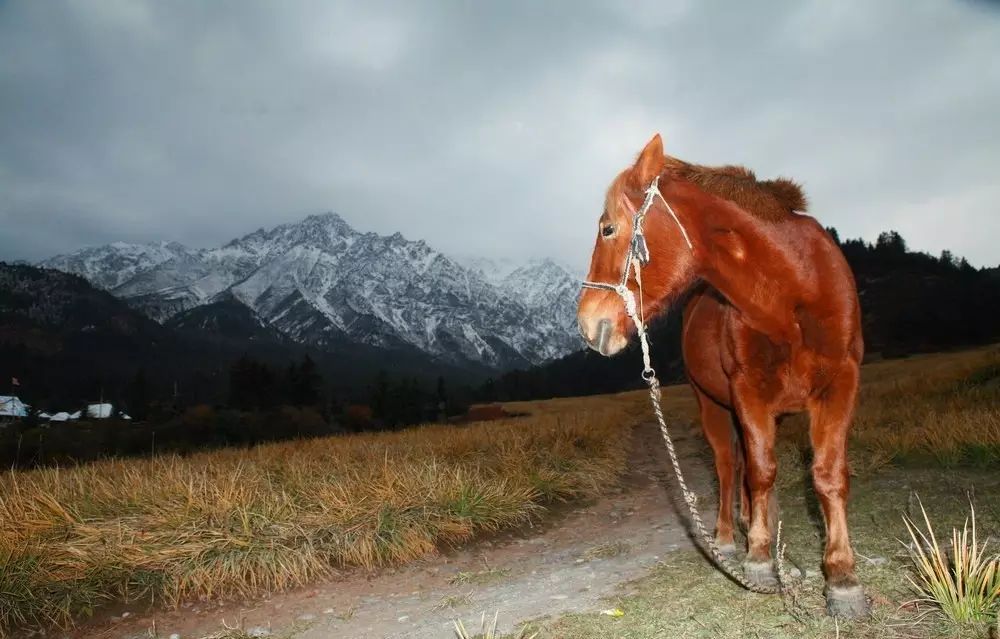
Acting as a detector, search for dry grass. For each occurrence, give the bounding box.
[453,611,539,639]
[581,540,631,561]
[449,566,510,586]
[3,348,995,636]
[0,392,646,634]
[903,499,1000,625]
[530,345,1000,639]
[767,346,1000,476]
[434,592,474,611]
[850,347,1000,470]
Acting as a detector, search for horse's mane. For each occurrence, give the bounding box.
[662,155,807,222]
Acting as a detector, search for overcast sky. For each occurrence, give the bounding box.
[1,1,998,271]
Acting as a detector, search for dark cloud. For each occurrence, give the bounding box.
[1,0,998,269]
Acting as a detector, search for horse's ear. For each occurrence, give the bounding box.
[634,133,665,185]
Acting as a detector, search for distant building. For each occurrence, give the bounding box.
[86,403,113,419]
[0,395,29,418]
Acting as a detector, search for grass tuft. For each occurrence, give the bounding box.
[902,498,1000,625]
[453,611,539,639]
[435,591,474,611]
[449,566,510,586]
[581,541,631,561]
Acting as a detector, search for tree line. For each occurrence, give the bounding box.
[1,353,474,468]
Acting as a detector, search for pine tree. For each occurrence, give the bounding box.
[126,369,150,421]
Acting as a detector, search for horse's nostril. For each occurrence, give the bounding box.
[596,319,612,352]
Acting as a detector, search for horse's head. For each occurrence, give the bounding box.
[578,133,698,356]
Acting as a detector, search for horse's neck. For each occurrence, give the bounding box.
[692,203,802,342]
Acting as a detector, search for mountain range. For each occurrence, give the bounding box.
[40,213,583,370]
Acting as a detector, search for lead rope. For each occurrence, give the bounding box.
[613,281,789,595]
[584,176,797,596]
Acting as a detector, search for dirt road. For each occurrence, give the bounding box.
[80,421,719,639]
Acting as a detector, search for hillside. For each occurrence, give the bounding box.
[0,263,484,411]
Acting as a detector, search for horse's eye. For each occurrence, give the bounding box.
[602,224,616,238]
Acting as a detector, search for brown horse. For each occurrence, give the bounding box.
[578,134,868,618]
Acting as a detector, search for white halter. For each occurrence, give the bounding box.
[580,174,693,377]
[581,175,692,293]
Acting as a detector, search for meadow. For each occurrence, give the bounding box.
[0,394,646,632]
[1,345,998,637]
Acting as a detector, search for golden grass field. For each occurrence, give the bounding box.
[0,393,646,632]
[1,345,998,636]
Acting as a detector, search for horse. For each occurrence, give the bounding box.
[577,133,868,618]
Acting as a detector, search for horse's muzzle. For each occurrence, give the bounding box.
[580,318,617,356]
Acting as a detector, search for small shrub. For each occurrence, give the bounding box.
[902,499,1000,624]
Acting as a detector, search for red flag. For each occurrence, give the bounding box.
[11,377,19,386]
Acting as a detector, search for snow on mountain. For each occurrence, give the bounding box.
[39,213,584,369]
[457,255,523,286]
[41,241,194,291]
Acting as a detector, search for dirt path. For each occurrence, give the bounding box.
[79,421,719,639]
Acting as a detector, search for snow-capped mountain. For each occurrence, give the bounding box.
[41,241,195,291]
[39,213,583,369]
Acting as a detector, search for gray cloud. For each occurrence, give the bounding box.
[1,0,998,270]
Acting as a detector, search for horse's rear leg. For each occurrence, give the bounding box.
[809,363,868,618]
[693,386,739,557]
[732,389,779,588]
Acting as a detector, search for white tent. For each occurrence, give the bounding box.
[0,396,28,418]
[49,412,70,422]
[87,403,113,419]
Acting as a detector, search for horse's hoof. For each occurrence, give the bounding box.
[742,559,779,589]
[825,585,870,618]
[717,543,738,560]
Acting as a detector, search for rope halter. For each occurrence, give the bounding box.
[580,174,693,378]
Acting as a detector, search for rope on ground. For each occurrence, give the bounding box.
[626,281,801,596]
